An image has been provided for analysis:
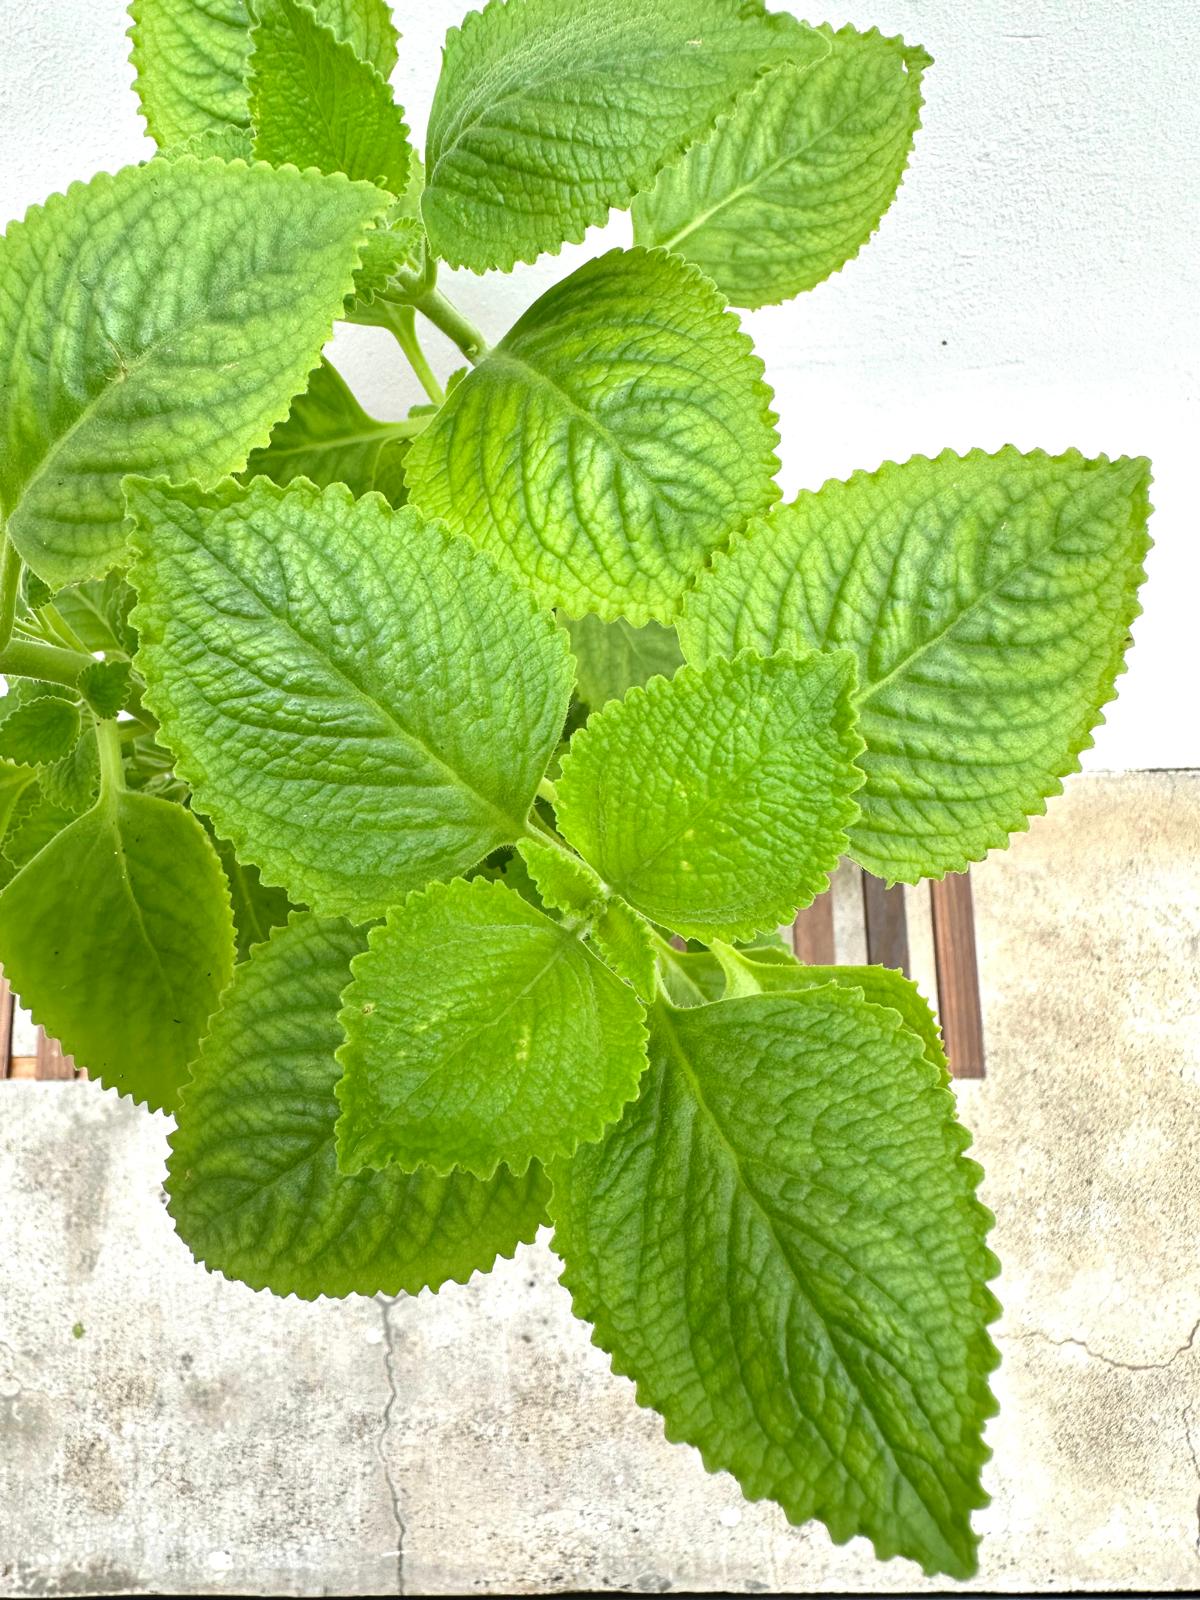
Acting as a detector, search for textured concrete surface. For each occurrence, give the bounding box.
[1,770,1198,1595]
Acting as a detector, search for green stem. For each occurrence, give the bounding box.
[414,289,490,365]
[0,638,93,687]
[40,603,90,655]
[537,776,559,808]
[96,718,125,798]
[0,539,22,654]
[380,303,445,404]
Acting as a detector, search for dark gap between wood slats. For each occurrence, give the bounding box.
[931,871,986,1078]
[860,874,911,976]
[792,892,835,965]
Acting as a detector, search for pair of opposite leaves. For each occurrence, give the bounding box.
[129,0,929,298]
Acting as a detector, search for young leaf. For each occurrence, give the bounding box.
[421,0,825,271]
[405,248,780,624]
[242,358,411,506]
[679,448,1152,881]
[129,0,400,148]
[127,476,573,921]
[157,125,256,162]
[1,790,76,873]
[555,651,863,942]
[77,662,133,721]
[0,763,39,849]
[168,913,549,1299]
[632,28,929,308]
[209,831,297,961]
[0,788,235,1109]
[515,837,604,917]
[565,616,684,710]
[43,576,137,656]
[39,724,101,818]
[589,898,658,1003]
[0,159,387,587]
[336,877,649,1180]
[550,991,999,1578]
[249,0,413,193]
[0,697,81,767]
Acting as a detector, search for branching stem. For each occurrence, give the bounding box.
[414,288,490,364]
[380,303,445,405]
[0,538,22,654]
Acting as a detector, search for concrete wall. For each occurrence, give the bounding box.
[2,772,1198,1594]
[1,0,1197,770]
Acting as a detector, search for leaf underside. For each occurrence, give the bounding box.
[405,247,780,624]
[564,615,684,710]
[167,913,549,1299]
[679,447,1152,881]
[127,475,573,921]
[336,877,649,1179]
[551,990,999,1578]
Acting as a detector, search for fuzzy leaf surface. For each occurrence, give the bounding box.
[551,991,999,1577]
[0,697,80,767]
[0,159,386,586]
[565,615,684,709]
[0,789,234,1108]
[127,477,572,921]
[336,877,648,1179]
[243,358,410,505]
[556,651,862,941]
[516,837,605,916]
[422,0,824,271]
[129,0,399,147]
[249,0,413,192]
[168,913,549,1299]
[405,248,779,623]
[209,831,298,961]
[633,27,928,307]
[680,449,1152,880]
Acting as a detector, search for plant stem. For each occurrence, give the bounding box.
[0,638,93,687]
[0,538,22,653]
[40,603,90,655]
[414,289,490,364]
[380,303,445,404]
[96,718,125,797]
[537,776,559,808]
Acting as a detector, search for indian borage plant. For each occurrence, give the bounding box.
[0,0,1150,1578]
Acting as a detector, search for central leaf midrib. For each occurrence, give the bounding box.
[656,1001,961,1561]
[176,524,521,834]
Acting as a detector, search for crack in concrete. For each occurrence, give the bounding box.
[1183,1404,1200,1561]
[1010,1317,1200,1373]
[375,1296,406,1596]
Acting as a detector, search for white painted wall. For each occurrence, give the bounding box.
[2,0,1196,770]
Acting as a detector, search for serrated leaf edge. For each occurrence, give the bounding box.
[548,987,1001,1579]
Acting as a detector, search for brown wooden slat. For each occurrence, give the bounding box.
[34,1029,75,1081]
[861,874,910,975]
[0,968,13,1079]
[931,872,986,1078]
[792,892,835,965]
[9,1057,38,1080]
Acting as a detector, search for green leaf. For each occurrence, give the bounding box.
[77,662,133,720]
[589,898,658,1003]
[127,476,573,921]
[515,837,604,916]
[0,696,80,767]
[347,208,427,315]
[158,125,256,162]
[167,913,549,1299]
[679,448,1152,881]
[550,992,999,1578]
[0,763,39,849]
[0,158,387,588]
[38,723,101,818]
[565,615,684,710]
[209,830,297,961]
[555,651,863,942]
[405,248,780,623]
[1,790,75,873]
[336,877,649,1180]
[129,0,400,148]
[0,787,235,1109]
[242,358,411,506]
[632,27,929,308]
[421,0,825,271]
[43,576,137,656]
[249,0,413,193]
